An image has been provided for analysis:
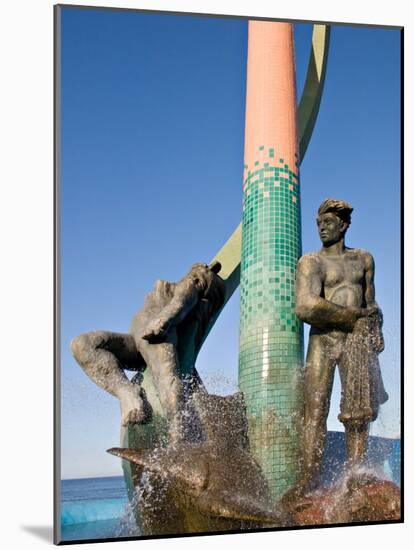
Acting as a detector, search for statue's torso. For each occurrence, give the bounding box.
[318,249,366,308]
[309,248,368,342]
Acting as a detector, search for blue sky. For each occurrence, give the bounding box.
[59,6,401,479]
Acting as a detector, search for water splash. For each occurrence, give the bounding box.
[115,492,141,537]
[202,372,238,396]
[115,467,168,537]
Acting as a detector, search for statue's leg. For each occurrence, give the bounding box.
[71,330,151,426]
[300,335,337,491]
[337,358,370,466]
[342,421,369,467]
[135,329,185,443]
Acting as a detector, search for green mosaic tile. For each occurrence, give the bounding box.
[239,151,304,500]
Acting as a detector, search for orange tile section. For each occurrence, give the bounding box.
[244,21,299,173]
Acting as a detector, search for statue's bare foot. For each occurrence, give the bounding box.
[119,386,152,426]
[122,408,147,426]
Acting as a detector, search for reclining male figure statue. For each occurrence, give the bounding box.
[71,261,225,442]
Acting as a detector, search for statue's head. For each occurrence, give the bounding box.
[186,261,225,313]
[316,198,353,246]
[189,261,222,278]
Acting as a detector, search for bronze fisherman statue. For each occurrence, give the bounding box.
[293,199,388,494]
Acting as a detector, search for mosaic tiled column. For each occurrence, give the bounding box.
[239,21,304,500]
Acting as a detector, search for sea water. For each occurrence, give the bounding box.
[60,476,132,542]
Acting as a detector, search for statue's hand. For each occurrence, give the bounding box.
[343,306,367,331]
[360,304,383,326]
[141,318,170,342]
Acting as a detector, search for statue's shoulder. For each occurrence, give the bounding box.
[297,252,322,270]
[347,247,375,264]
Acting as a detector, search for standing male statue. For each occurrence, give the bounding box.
[293,198,388,494]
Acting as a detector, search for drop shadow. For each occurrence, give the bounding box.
[21,525,53,543]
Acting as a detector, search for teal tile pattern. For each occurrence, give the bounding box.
[239,147,304,501]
